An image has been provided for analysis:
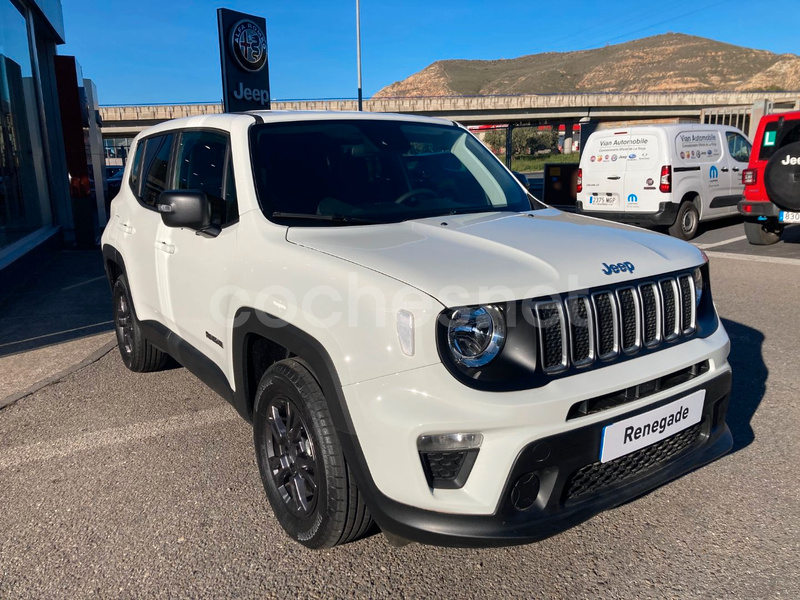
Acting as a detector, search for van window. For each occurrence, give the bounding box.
[140,134,174,207]
[758,119,800,161]
[582,133,658,171]
[676,131,722,165]
[726,132,751,163]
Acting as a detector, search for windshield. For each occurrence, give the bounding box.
[249,119,532,225]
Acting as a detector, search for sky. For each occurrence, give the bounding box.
[60,0,800,106]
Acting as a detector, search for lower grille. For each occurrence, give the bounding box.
[564,422,703,502]
[421,451,467,481]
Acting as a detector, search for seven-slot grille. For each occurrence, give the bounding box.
[536,273,697,373]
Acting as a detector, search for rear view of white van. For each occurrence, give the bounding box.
[576,125,751,239]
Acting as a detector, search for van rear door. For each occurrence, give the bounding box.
[579,132,628,213]
[581,131,661,214]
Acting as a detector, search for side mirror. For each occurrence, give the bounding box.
[157,190,211,230]
[512,171,530,190]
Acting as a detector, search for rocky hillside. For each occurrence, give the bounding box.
[375,34,800,97]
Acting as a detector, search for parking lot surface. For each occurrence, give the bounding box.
[1,232,799,598]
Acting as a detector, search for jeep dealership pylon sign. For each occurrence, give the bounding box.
[217,8,271,112]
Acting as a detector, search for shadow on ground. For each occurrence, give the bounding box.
[722,317,767,452]
[0,250,113,358]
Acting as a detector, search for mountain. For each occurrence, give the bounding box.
[374,34,800,97]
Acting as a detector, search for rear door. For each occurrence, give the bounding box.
[580,132,628,213]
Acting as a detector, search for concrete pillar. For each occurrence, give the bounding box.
[505,124,514,169]
[562,121,574,155]
[749,100,768,140]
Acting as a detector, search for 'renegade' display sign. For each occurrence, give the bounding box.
[217,8,271,112]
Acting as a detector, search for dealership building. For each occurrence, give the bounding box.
[1,0,104,286]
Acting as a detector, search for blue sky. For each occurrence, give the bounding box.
[61,0,799,106]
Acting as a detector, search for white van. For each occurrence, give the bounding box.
[576,124,751,239]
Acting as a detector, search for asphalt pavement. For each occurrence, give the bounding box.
[1,231,799,598]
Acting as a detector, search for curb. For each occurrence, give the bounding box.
[0,340,118,411]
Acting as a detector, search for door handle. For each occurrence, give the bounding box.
[118,222,133,234]
[156,241,175,254]
[732,167,740,172]
[607,176,621,180]
[720,167,730,172]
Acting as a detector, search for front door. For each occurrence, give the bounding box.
[158,130,240,380]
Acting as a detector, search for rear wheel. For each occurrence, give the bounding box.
[113,274,168,372]
[253,358,373,548]
[744,218,784,245]
[668,201,700,240]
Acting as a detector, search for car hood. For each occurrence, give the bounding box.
[286,209,704,305]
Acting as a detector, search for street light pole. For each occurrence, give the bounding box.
[356,0,363,111]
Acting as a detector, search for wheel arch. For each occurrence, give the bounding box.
[101,243,127,289]
[231,307,355,435]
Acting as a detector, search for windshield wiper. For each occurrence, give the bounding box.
[271,212,379,224]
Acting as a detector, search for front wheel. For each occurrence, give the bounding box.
[668,201,700,240]
[253,358,373,548]
[744,218,783,245]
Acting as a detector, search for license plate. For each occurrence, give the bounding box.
[599,390,705,463]
[779,211,800,223]
[588,195,616,206]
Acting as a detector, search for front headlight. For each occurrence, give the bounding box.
[446,305,506,367]
[693,267,704,307]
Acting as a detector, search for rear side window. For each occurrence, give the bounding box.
[175,130,238,226]
[140,134,174,207]
[128,141,143,194]
[758,119,800,161]
[726,132,751,163]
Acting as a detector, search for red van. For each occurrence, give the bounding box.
[738,110,800,244]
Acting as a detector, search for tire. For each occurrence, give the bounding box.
[112,274,169,372]
[668,201,700,240]
[253,358,373,549]
[744,218,784,245]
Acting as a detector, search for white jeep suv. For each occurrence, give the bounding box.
[101,111,733,549]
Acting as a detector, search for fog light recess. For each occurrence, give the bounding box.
[417,433,482,490]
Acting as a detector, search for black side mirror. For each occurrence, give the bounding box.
[157,190,211,230]
[512,171,530,190]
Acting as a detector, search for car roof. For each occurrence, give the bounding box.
[596,123,744,134]
[136,110,457,139]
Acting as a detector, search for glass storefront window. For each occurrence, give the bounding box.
[0,1,52,250]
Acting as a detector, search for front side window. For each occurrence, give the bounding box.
[726,132,751,163]
[175,130,237,226]
[249,120,531,225]
[139,134,174,207]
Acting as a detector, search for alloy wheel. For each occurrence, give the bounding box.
[265,397,319,516]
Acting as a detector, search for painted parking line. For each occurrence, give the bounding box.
[705,251,800,267]
[694,235,747,250]
[0,406,240,470]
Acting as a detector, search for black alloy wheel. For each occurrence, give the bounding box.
[265,396,319,517]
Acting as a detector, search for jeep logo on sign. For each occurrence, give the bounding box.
[602,261,635,275]
[231,20,267,72]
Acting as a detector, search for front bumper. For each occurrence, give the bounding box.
[347,370,731,547]
[576,201,679,226]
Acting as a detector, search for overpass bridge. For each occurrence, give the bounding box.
[100,91,800,138]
